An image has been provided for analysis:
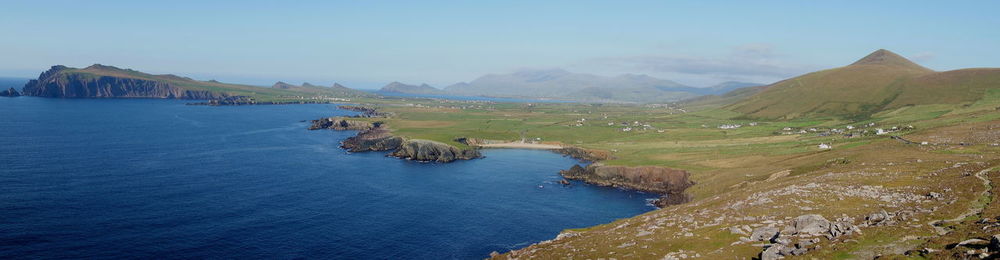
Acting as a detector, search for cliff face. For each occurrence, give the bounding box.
[0,87,19,97]
[22,69,226,99]
[21,65,230,99]
[390,139,482,163]
[560,164,694,206]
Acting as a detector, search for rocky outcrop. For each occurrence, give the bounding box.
[308,117,377,130]
[555,147,614,161]
[560,164,694,206]
[341,126,404,152]
[22,65,227,99]
[389,139,482,163]
[0,87,20,97]
[308,116,479,162]
[740,214,861,259]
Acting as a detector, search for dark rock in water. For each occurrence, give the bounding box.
[389,139,482,163]
[559,179,571,185]
[0,87,20,97]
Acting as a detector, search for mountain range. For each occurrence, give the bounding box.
[375,69,761,103]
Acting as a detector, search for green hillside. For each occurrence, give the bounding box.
[727,49,1000,119]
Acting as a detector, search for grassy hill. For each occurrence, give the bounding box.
[726,49,1000,120]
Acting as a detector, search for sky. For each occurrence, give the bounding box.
[1,0,999,89]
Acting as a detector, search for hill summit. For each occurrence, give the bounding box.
[849,49,932,72]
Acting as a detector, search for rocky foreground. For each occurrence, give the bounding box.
[309,117,481,163]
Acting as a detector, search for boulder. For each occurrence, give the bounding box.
[751,226,780,242]
[760,244,784,260]
[793,214,831,235]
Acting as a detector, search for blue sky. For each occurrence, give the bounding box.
[1,0,998,88]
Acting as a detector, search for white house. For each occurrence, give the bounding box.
[819,143,832,149]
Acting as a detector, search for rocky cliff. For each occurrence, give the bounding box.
[390,139,482,163]
[560,164,694,207]
[0,87,19,97]
[22,66,227,99]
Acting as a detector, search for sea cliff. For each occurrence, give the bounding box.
[22,66,227,99]
[560,164,694,207]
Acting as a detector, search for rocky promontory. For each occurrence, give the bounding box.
[390,139,482,163]
[308,116,480,162]
[308,117,377,131]
[0,87,20,97]
[22,65,227,99]
[560,164,694,207]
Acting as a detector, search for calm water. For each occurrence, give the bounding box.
[0,98,656,259]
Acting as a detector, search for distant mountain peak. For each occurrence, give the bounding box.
[332,83,347,89]
[272,81,296,89]
[850,49,931,71]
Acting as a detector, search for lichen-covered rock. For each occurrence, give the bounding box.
[389,139,482,163]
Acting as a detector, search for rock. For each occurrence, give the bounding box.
[828,221,859,237]
[957,238,990,248]
[990,234,1000,252]
[0,87,20,97]
[389,139,482,163]
[797,238,820,248]
[760,244,784,260]
[751,226,780,242]
[730,226,749,236]
[793,214,831,235]
[559,179,571,185]
[865,209,893,226]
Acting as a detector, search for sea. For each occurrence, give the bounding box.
[0,97,657,259]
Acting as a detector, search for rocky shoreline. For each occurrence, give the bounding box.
[308,116,481,163]
[560,163,695,207]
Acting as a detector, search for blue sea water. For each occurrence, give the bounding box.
[0,98,656,259]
